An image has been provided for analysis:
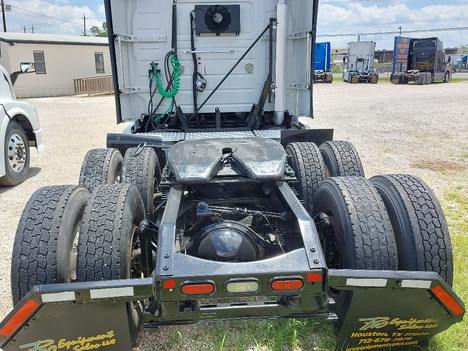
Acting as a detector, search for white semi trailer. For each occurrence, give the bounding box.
[343,41,379,83]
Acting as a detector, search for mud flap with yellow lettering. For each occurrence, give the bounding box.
[329,269,465,351]
[0,278,153,351]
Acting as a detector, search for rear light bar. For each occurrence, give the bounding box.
[165,273,317,296]
[432,285,464,316]
[181,282,215,296]
[0,299,40,338]
[271,278,304,291]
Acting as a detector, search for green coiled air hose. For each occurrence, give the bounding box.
[154,54,181,99]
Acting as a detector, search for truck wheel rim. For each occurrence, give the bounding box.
[69,229,79,282]
[7,133,27,173]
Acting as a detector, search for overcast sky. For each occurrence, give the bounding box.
[3,0,468,50]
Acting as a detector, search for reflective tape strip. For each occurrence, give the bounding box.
[90,287,134,299]
[401,280,432,289]
[41,291,76,303]
[346,278,387,287]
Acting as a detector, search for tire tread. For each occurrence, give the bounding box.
[320,141,365,177]
[286,142,326,211]
[371,174,453,285]
[11,185,84,304]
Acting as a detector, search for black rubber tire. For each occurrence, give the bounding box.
[312,177,397,322]
[421,74,427,85]
[122,147,161,219]
[77,183,146,342]
[370,174,453,286]
[78,148,123,192]
[285,142,326,211]
[319,141,365,177]
[443,72,449,83]
[11,185,89,305]
[0,121,30,186]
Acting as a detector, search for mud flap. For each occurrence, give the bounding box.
[329,269,465,351]
[0,278,154,351]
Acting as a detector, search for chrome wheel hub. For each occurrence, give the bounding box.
[7,133,27,173]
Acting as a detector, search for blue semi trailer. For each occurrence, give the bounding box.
[314,42,333,83]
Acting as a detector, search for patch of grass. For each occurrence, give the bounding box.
[431,233,468,351]
[431,180,468,351]
[449,77,468,83]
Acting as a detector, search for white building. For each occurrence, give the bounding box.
[0,33,110,98]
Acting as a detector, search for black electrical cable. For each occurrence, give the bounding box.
[172,2,177,53]
[190,12,200,124]
[310,0,320,118]
[146,51,178,131]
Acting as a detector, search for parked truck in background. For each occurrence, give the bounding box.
[0,1,464,351]
[391,37,451,85]
[343,41,378,83]
[313,42,333,83]
[0,63,43,186]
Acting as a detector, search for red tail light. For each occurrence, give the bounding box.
[271,278,304,291]
[181,282,215,296]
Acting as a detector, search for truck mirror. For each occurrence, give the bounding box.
[20,62,35,73]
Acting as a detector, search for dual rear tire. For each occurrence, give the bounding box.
[11,185,90,305]
[11,183,147,343]
[285,140,365,211]
[312,174,453,324]
[370,174,453,286]
[79,146,161,219]
[313,177,398,321]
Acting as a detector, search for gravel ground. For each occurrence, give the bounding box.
[0,81,467,349]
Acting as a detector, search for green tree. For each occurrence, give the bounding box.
[460,44,468,54]
[90,22,108,37]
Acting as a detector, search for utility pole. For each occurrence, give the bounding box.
[1,0,7,32]
[83,15,87,36]
[31,25,34,33]
[399,26,402,37]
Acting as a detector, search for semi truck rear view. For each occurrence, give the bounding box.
[313,42,333,83]
[343,41,378,83]
[391,37,451,84]
[0,1,464,351]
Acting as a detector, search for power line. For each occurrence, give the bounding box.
[318,26,468,38]
[321,0,372,4]
[323,16,468,28]
[10,5,82,26]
